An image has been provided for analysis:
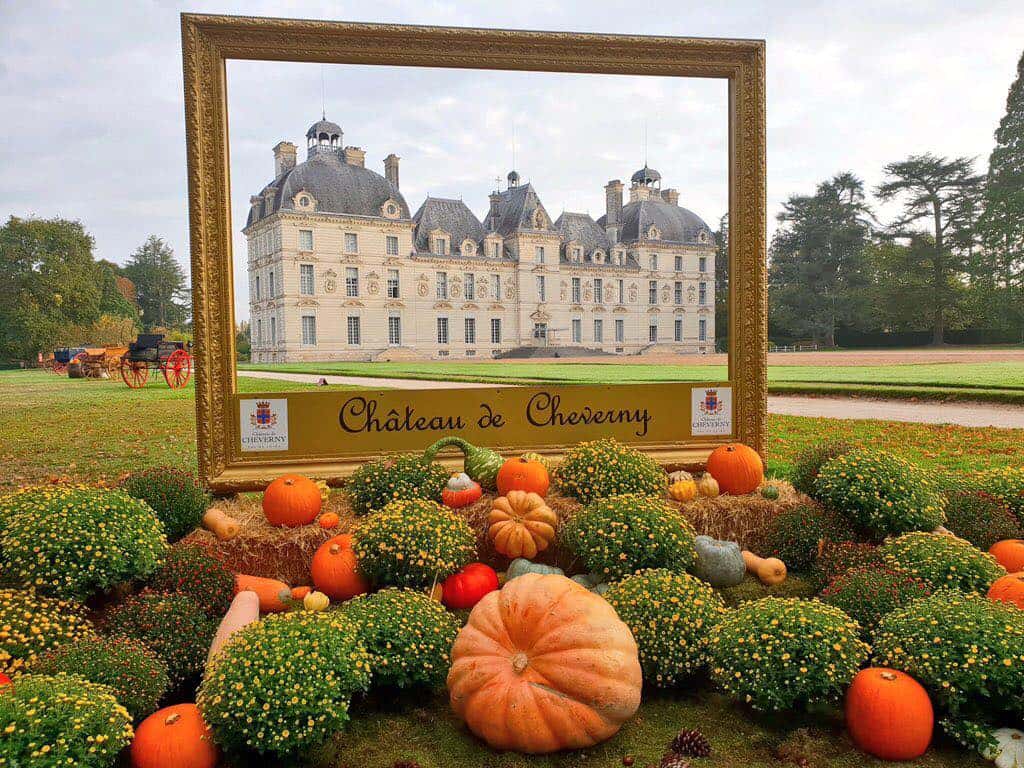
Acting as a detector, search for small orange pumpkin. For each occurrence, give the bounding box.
[488,490,558,559]
[290,585,311,600]
[988,572,1024,609]
[496,456,550,497]
[130,703,219,768]
[990,539,1024,573]
[668,479,698,503]
[262,474,322,527]
[706,443,764,495]
[318,512,340,530]
[311,534,369,601]
[845,668,933,761]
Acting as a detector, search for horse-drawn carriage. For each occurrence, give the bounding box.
[119,334,193,389]
[47,347,86,375]
[75,346,130,379]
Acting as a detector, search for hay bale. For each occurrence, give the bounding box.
[676,480,811,549]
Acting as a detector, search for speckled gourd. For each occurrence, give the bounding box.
[692,535,746,588]
[506,558,564,580]
[423,437,503,490]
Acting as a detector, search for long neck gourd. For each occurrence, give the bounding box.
[423,436,503,490]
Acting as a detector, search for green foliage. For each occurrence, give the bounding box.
[27,634,169,721]
[819,566,932,637]
[810,540,883,590]
[790,440,852,497]
[964,465,1024,524]
[879,531,1005,593]
[198,610,371,756]
[604,569,726,686]
[123,235,189,331]
[942,489,1022,550]
[709,597,869,712]
[149,542,234,617]
[353,499,475,588]
[345,453,450,516]
[0,673,133,768]
[559,494,696,580]
[759,504,855,571]
[121,466,210,541]
[340,588,460,690]
[104,591,214,686]
[813,448,946,539]
[0,588,95,676]
[0,485,167,600]
[718,573,817,608]
[554,438,666,503]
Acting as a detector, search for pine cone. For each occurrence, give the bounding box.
[670,728,711,758]
[659,754,691,768]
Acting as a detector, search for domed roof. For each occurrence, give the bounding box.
[598,197,713,245]
[306,119,342,139]
[631,165,661,185]
[246,153,410,227]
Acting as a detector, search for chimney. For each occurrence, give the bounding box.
[273,141,297,177]
[384,154,400,189]
[488,192,502,229]
[604,179,623,243]
[661,188,679,206]
[343,146,366,168]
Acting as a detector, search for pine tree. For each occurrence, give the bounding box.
[124,236,189,331]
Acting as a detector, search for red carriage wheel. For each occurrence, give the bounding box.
[120,357,149,388]
[162,348,192,389]
[51,362,67,375]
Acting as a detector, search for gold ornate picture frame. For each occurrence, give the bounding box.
[181,13,766,493]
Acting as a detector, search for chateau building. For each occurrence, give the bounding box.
[245,118,716,362]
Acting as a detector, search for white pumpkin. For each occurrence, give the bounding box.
[447,472,475,490]
[985,729,1024,768]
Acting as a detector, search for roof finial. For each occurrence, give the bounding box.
[643,119,648,167]
[320,65,326,120]
[511,122,517,176]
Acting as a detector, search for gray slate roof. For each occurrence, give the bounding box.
[598,198,713,245]
[554,211,610,256]
[483,183,552,238]
[306,119,342,139]
[412,197,486,254]
[631,165,662,185]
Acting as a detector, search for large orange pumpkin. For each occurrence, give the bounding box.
[130,703,219,768]
[989,572,1024,609]
[845,668,933,761]
[488,490,558,559]
[311,534,369,601]
[447,573,642,753]
[262,474,322,526]
[990,539,1024,573]
[706,443,764,495]
[496,457,550,497]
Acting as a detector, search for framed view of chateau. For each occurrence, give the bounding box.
[182,14,766,493]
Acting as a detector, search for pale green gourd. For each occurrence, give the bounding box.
[423,437,503,490]
[506,558,564,580]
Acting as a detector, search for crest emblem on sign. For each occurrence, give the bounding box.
[252,400,278,428]
[698,389,722,415]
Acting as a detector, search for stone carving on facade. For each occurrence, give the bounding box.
[504,284,515,300]
[661,285,670,303]
[628,283,639,303]
[559,281,568,301]
[604,284,615,303]
[583,286,593,302]
[323,269,337,294]
[366,271,380,295]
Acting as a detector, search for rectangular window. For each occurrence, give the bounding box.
[699,256,707,273]
[492,241,500,258]
[299,229,313,251]
[386,235,399,255]
[618,279,625,304]
[571,318,582,343]
[535,246,545,263]
[270,316,276,344]
[256,318,262,345]
[299,264,315,296]
[593,278,603,304]
[388,315,402,346]
[491,274,501,300]
[463,273,475,300]
[533,323,548,342]
[345,267,359,298]
[674,318,683,342]
[674,281,683,305]
[490,318,502,344]
[593,319,604,343]
[536,275,546,302]
[433,238,447,256]
[347,316,361,345]
[649,254,658,271]
[699,282,707,305]
[699,317,707,341]
[254,274,261,301]
[344,232,358,253]
[464,317,476,344]
[571,277,581,304]
[649,323,658,342]
[615,318,624,343]
[270,269,277,297]
[301,315,317,346]
[437,317,449,345]
[386,269,400,298]
[675,255,683,272]
[649,280,658,305]
[436,272,448,300]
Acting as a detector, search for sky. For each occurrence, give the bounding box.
[2,1,1022,321]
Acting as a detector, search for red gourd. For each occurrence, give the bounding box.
[441,563,499,609]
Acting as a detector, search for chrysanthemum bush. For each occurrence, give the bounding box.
[963,465,1024,524]
[0,673,133,768]
[813,449,945,539]
[104,591,214,686]
[28,634,169,721]
[758,504,855,571]
[790,439,852,497]
[879,531,1005,593]
[198,611,371,757]
[810,540,883,590]
[121,466,211,541]
[149,542,234,617]
[353,499,475,588]
[873,590,1024,753]
[819,566,931,636]
[554,438,666,503]
[345,454,450,516]
[0,486,167,600]
[604,569,725,686]
[560,494,696,580]
[942,490,1022,550]
[708,597,869,712]
[340,588,460,690]
[0,588,96,676]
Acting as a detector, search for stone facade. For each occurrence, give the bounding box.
[245,119,716,362]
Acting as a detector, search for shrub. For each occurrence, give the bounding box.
[121,467,210,541]
[104,591,215,686]
[353,499,475,588]
[559,494,697,580]
[873,591,1024,752]
[708,597,869,712]
[813,449,945,539]
[819,566,931,636]
[0,673,133,768]
[0,588,96,676]
[810,540,883,590]
[198,610,371,756]
[149,542,234,617]
[942,490,1022,550]
[554,438,666,503]
[28,634,169,720]
[604,569,726,686]
[790,439,852,497]
[879,531,1005,593]
[345,454,450,516]
[719,573,817,607]
[340,588,460,690]
[758,504,855,571]
[963,466,1024,525]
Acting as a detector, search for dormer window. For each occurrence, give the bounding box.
[698,230,709,243]
[380,199,402,219]
[648,225,660,240]
[433,237,448,256]
[299,196,309,207]
[462,240,475,257]
[593,250,605,264]
[572,247,582,262]
[533,210,547,229]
